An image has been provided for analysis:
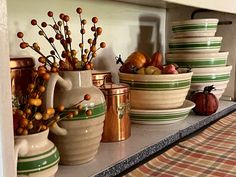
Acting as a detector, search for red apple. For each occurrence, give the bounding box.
[162,64,178,74]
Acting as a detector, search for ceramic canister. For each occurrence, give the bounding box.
[92,70,112,87]
[100,83,131,142]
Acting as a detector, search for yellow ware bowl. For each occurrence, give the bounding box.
[119,72,193,110]
[171,18,219,38]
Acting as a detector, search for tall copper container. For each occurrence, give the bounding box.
[92,70,112,87]
[10,57,35,104]
[100,83,131,142]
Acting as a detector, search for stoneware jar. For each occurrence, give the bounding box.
[45,70,106,165]
[14,129,59,177]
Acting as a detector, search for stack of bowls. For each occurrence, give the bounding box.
[167,18,232,99]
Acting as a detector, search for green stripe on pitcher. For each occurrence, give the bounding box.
[192,74,230,83]
[17,147,59,174]
[166,59,226,67]
[119,79,191,91]
[172,24,217,32]
[62,102,106,120]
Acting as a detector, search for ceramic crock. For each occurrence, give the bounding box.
[45,70,106,165]
[14,129,59,177]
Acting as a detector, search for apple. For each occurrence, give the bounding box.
[162,64,178,74]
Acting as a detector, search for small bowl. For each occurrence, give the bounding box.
[189,65,232,99]
[130,100,195,125]
[166,52,229,68]
[171,18,219,38]
[168,37,222,53]
[119,71,193,110]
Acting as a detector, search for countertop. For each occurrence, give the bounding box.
[56,100,236,177]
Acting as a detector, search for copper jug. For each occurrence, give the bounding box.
[10,57,35,106]
[100,82,131,142]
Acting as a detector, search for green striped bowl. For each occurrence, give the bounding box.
[169,37,222,53]
[189,65,232,99]
[171,19,219,38]
[130,100,195,124]
[166,52,229,68]
[119,72,193,110]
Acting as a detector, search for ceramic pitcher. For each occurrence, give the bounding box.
[14,129,59,177]
[45,70,106,165]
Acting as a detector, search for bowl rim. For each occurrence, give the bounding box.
[118,71,193,81]
[171,18,219,26]
[130,100,195,114]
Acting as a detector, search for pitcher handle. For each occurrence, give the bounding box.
[14,139,28,176]
[45,73,72,136]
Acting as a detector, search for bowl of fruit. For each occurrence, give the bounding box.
[118,51,193,110]
[171,18,219,38]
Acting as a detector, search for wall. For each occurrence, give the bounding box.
[7,0,166,83]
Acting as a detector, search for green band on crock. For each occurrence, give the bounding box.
[17,146,59,174]
[166,59,226,67]
[169,42,221,50]
[130,111,189,121]
[119,79,191,91]
[191,74,230,83]
[62,102,106,121]
[172,24,217,33]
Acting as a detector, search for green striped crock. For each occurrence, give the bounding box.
[130,100,195,124]
[61,102,106,121]
[17,146,59,175]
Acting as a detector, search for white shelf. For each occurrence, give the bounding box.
[116,0,236,14]
[56,100,236,177]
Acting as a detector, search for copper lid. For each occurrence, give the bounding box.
[10,57,35,69]
[92,70,112,80]
[100,83,129,95]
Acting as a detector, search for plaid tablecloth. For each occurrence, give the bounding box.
[125,112,236,177]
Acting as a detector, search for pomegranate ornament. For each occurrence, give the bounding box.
[190,85,219,116]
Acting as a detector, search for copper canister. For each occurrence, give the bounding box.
[100,83,131,142]
[10,57,35,104]
[92,70,112,87]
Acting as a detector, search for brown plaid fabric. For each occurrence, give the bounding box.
[125,112,236,177]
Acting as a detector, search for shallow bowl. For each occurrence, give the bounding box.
[171,18,219,38]
[166,52,229,68]
[168,37,222,53]
[130,100,195,124]
[119,71,193,110]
